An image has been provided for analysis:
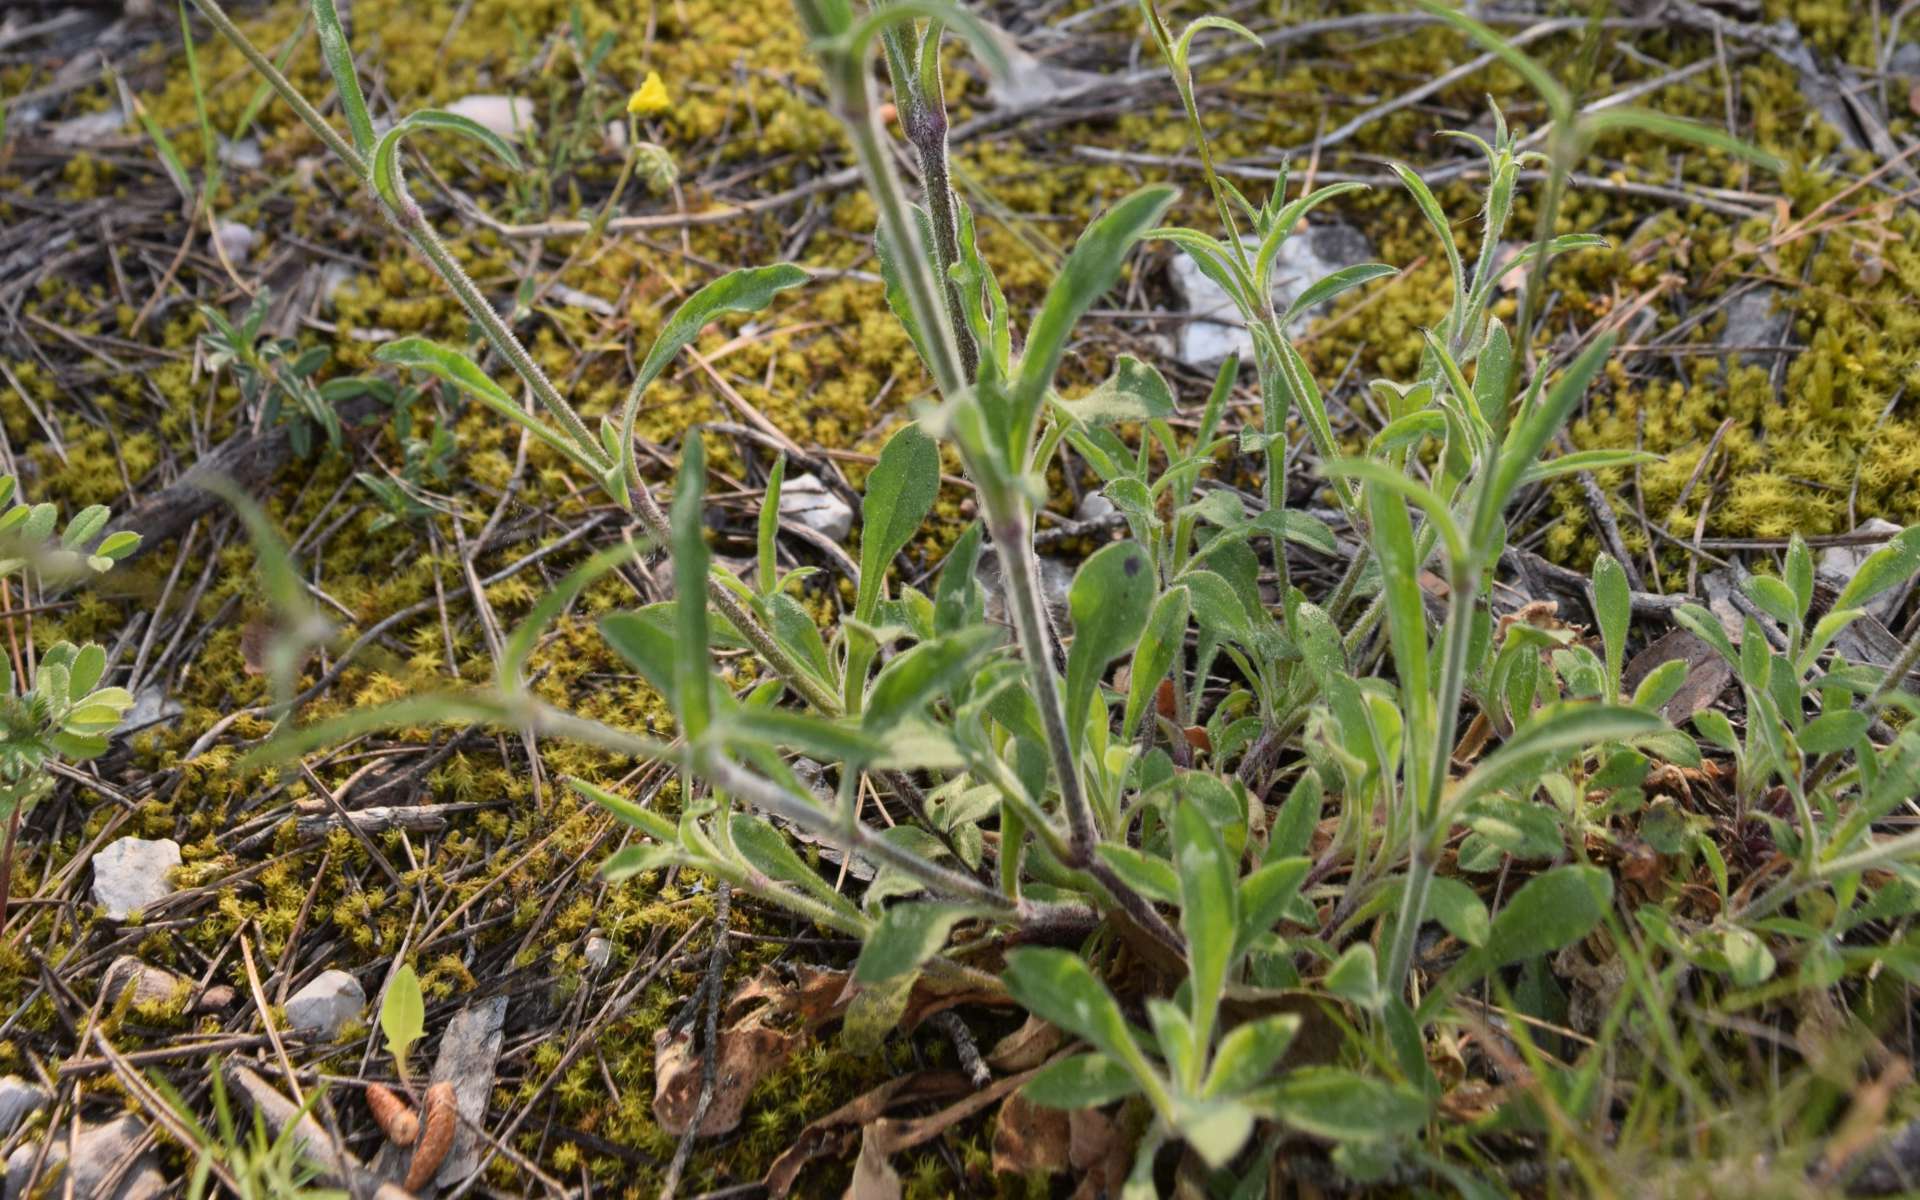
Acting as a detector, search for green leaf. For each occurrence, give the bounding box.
[619,265,809,479]
[1024,1054,1142,1109]
[1174,798,1237,1052]
[854,902,973,983]
[729,813,861,921]
[1480,864,1614,970]
[1836,527,1920,612]
[1325,943,1385,1011]
[379,964,425,1079]
[863,626,1000,734]
[1012,186,1178,450]
[1591,552,1629,696]
[1252,1068,1429,1141]
[600,610,679,706]
[375,338,604,473]
[1237,857,1310,956]
[1492,334,1616,515]
[1057,354,1175,425]
[1064,542,1157,754]
[1123,586,1191,738]
[1799,709,1869,755]
[1278,262,1398,327]
[933,522,985,635]
[1424,875,1489,948]
[499,543,644,690]
[670,437,713,738]
[310,0,376,155]
[1452,703,1665,811]
[1002,948,1139,1067]
[1096,844,1180,905]
[371,108,523,209]
[1202,1013,1300,1099]
[857,423,941,622]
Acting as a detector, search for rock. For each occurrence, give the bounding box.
[1720,286,1793,369]
[196,984,237,1012]
[123,685,182,733]
[778,473,854,542]
[978,547,1074,633]
[216,137,262,170]
[443,94,536,141]
[546,283,617,317]
[282,969,365,1040]
[1168,224,1375,366]
[979,22,1105,109]
[103,956,188,1008]
[210,219,256,263]
[46,110,124,147]
[90,837,180,920]
[0,1077,47,1137]
[1820,519,1909,623]
[583,932,612,971]
[4,1116,165,1200]
[1074,491,1117,525]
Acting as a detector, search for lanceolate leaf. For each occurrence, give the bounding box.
[1123,586,1192,738]
[670,437,713,738]
[1064,542,1158,753]
[618,265,809,480]
[853,902,974,983]
[1012,186,1178,452]
[857,423,942,621]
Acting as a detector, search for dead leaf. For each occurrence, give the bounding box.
[765,1073,975,1198]
[655,964,853,1138]
[991,1092,1071,1176]
[1067,1108,1132,1200]
[845,1126,901,1200]
[1622,628,1732,723]
[986,1016,1062,1073]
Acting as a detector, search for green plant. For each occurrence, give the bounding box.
[193,0,1920,1187]
[198,289,390,458]
[379,963,426,1084]
[0,477,140,934]
[151,1066,346,1200]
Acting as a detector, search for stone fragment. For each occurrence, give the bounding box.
[90,837,180,920]
[102,956,187,1008]
[1720,286,1793,369]
[0,1077,47,1137]
[3,1116,165,1200]
[583,932,612,971]
[443,95,536,141]
[1168,224,1375,366]
[210,219,256,263]
[1819,518,1908,623]
[778,473,854,542]
[283,969,366,1040]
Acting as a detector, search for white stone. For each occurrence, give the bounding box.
[282,969,365,1040]
[443,95,536,141]
[46,111,124,147]
[216,137,262,170]
[210,219,256,263]
[1820,518,1908,623]
[1721,286,1793,369]
[1168,224,1375,366]
[90,837,180,920]
[0,1077,47,1137]
[103,956,186,1007]
[1074,491,1117,525]
[584,932,612,971]
[779,473,854,542]
[123,685,182,733]
[979,22,1105,109]
[4,1116,165,1200]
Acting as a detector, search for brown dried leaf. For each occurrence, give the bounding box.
[845,1126,901,1200]
[991,1093,1070,1176]
[986,1015,1062,1074]
[1622,628,1732,723]
[764,1073,976,1198]
[652,1013,798,1137]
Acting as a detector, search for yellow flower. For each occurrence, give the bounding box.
[627,72,670,117]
